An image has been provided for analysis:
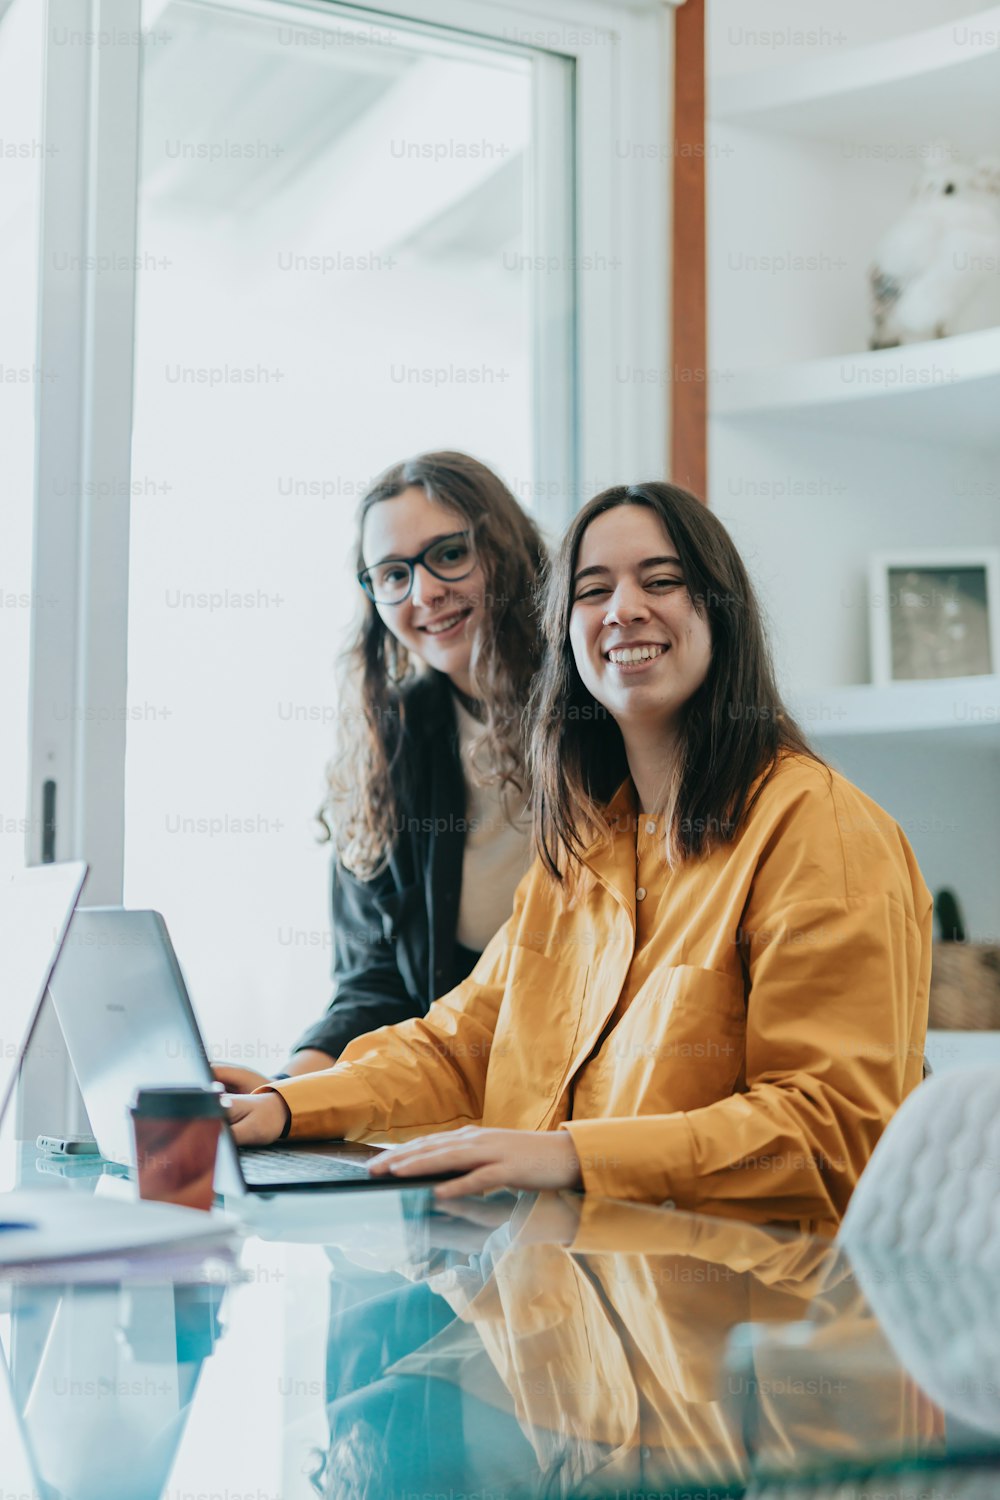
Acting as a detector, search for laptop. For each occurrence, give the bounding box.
[48,907,451,1194]
[0,863,239,1266]
[0,860,88,1123]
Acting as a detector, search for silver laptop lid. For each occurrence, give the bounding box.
[48,908,243,1191]
[0,861,88,1125]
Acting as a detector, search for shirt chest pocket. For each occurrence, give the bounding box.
[484,946,589,1129]
[599,965,746,1115]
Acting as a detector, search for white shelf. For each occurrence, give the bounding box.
[711,6,1000,151]
[789,675,1000,747]
[712,327,1000,449]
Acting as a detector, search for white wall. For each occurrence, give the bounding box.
[123,3,553,1059]
[820,741,1000,941]
[713,424,1000,690]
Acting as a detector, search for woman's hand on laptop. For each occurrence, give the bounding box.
[213,1064,270,1094]
[368,1127,582,1199]
[225,1090,290,1145]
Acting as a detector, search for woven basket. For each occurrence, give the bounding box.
[928,945,1000,1030]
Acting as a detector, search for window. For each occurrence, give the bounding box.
[18,0,669,1105]
[0,0,45,879]
[123,0,575,1059]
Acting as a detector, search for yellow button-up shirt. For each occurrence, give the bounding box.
[270,753,932,1229]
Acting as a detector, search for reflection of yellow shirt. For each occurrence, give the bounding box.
[392,1202,941,1484]
[453,699,533,954]
[271,752,933,1230]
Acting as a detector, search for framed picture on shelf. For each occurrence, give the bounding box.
[869,549,1000,685]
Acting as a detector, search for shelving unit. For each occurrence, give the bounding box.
[789,675,1000,749]
[716,328,1000,448]
[707,4,1000,939]
[712,5,1000,150]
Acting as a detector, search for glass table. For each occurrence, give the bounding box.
[1,1155,998,1499]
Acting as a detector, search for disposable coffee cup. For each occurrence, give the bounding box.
[130,1084,228,1212]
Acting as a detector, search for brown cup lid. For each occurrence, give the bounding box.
[130,1084,228,1119]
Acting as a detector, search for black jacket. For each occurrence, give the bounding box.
[292,673,477,1058]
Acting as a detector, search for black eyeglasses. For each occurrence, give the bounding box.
[358,531,477,605]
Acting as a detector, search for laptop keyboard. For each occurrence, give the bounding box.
[238,1148,373,1185]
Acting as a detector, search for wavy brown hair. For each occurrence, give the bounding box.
[322,452,547,876]
[528,481,823,878]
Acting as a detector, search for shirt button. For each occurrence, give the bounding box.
[645,820,656,835]
[636,887,647,901]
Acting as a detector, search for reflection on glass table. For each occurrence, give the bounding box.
[1,1273,229,1500]
[3,1187,1000,1499]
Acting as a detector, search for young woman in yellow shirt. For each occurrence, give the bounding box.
[228,482,931,1229]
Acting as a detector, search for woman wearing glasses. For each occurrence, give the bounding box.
[219,452,546,1088]
[226,481,931,1228]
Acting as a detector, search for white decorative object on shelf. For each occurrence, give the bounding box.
[870,149,1000,348]
[868,548,1000,686]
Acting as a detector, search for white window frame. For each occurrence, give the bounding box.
[24,0,678,1125]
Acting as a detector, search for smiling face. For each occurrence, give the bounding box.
[568,504,712,735]
[361,485,487,693]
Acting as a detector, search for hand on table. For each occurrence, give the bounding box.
[434,1191,582,1246]
[427,1191,580,1252]
[431,1194,517,1233]
[368,1127,582,1200]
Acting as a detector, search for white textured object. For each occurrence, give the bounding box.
[870,152,1000,348]
[838,1071,1000,1447]
[846,1238,1000,1439]
[841,1065,1000,1264]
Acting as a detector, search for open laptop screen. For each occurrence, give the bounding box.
[47,908,219,1171]
[0,862,88,1125]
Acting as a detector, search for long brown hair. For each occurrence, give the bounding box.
[323,452,547,876]
[528,481,822,878]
